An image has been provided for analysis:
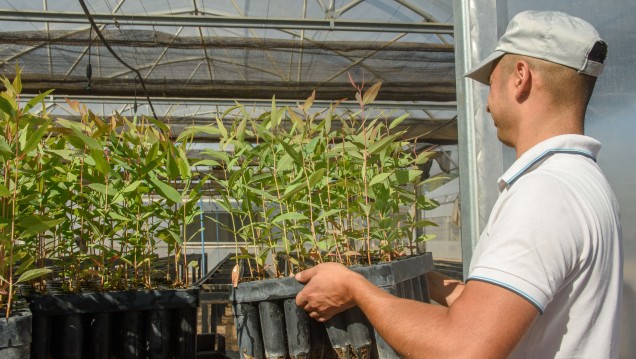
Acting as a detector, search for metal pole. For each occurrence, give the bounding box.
[198,189,206,275]
[0,10,454,34]
[453,0,480,279]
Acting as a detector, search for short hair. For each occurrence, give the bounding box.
[499,54,598,109]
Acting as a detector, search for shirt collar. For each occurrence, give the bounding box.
[498,134,601,190]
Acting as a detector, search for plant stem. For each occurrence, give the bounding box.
[181,187,189,287]
[7,103,21,318]
[268,141,290,274]
[298,138,321,263]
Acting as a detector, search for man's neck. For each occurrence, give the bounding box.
[514,114,584,158]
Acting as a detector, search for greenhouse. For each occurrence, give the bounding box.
[0,1,633,358]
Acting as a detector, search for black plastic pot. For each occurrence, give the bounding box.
[231,253,434,359]
[0,310,32,359]
[27,287,199,359]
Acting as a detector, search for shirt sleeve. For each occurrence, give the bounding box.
[467,172,584,313]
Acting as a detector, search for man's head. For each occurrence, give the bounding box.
[466,11,607,153]
[466,11,607,86]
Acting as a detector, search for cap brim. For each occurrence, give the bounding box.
[464,50,505,85]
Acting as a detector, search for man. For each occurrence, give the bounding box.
[295,11,622,358]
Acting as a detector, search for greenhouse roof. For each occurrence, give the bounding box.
[0,0,457,144]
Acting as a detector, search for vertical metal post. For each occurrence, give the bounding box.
[453,0,481,279]
[198,191,206,274]
[453,0,505,279]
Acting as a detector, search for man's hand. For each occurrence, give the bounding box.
[294,262,365,321]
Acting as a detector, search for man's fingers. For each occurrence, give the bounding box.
[295,290,307,307]
[295,266,317,283]
[308,311,330,322]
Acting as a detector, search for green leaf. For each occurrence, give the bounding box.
[87,183,110,195]
[416,234,437,242]
[287,108,306,132]
[389,114,409,130]
[90,149,111,175]
[316,209,341,222]
[0,184,10,197]
[146,116,170,133]
[236,117,248,141]
[244,185,277,201]
[70,127,102,151]
[121,180,142,193]
[46,149,74,161]
[145,142,160,164]
[108,212,131,222]
[169,229,183,244]
[412,220,439,228]
[15,268,53,284]
[192,159,221,167]
[15,257,34,276]
[307,168,326,188]
[279,140,303,165]
[176,146,191,179]
[368,172,393,186]
[18,123,27,152]
[1,76,14,94]
[414,151,434,165]
[17,215,64,239]
[0,96,15,117]
[394,169,423,185]
[277,153,293,172]
[176,125,221,142]
[55,117,83,132]
[324,109,333,134]
[416,195,439,210]
[271,104,285,128]
[22,120,50,155]
[159,142,177,179]
[200,148,230,163]
[281,180,305,200]
[304,137,321,156]
[24,89,54,113]
[367,133,399,155]
[0,137,12,159]
[12,65,22,94]
[215,116,228,138]
[272,212,309,224]
[149,176,182,204]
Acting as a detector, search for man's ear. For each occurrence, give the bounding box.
[513,60,532,101]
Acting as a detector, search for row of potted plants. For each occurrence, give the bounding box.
[179,79,441,357]
[0,68,202,357]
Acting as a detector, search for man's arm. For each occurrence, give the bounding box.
[296,263,538,359]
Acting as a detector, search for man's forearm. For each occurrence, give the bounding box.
[349,275,457,358]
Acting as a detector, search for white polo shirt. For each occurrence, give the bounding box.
[468,134,623,358]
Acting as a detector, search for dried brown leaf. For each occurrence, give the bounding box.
[231,264,240,288]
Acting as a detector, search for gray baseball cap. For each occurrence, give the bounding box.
[465,11,608,85]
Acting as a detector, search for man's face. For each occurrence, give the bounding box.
[486,57,515,147]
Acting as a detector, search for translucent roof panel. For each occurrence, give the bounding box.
[0,0,457,144]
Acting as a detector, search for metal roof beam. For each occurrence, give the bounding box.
[21,94,457,111]
[0,10,453,34]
